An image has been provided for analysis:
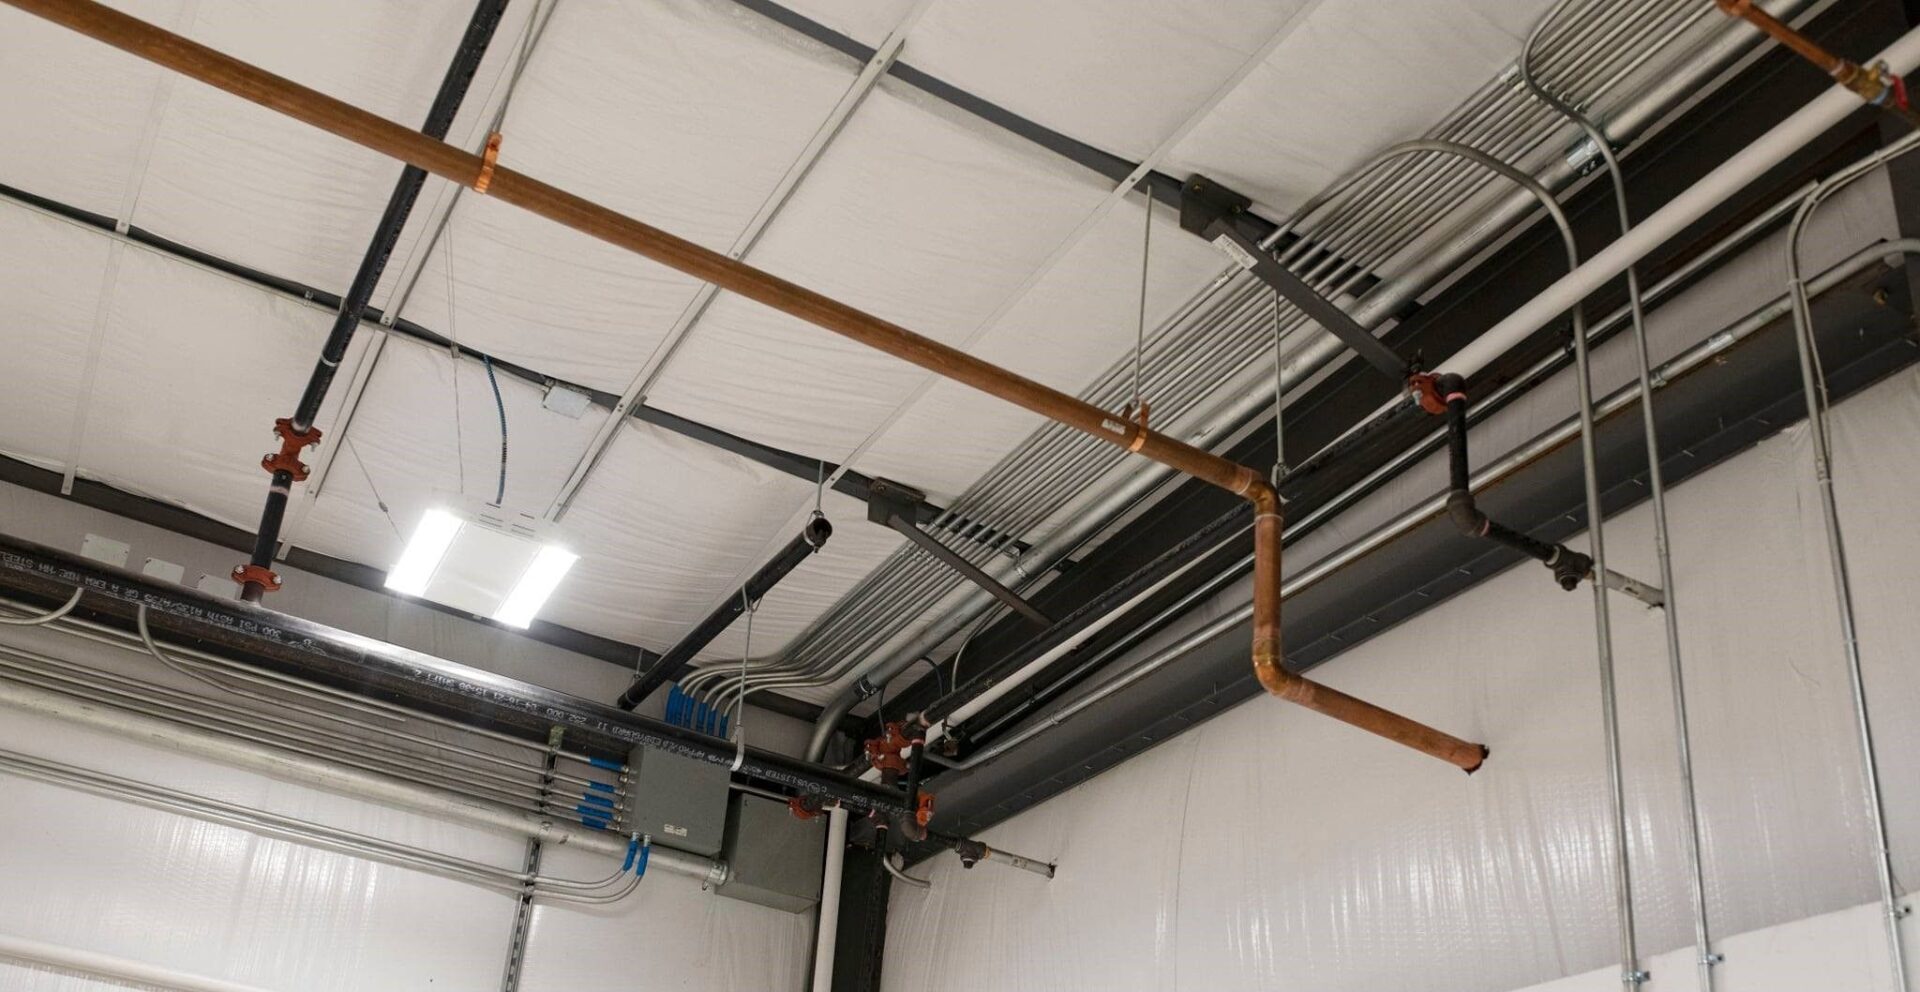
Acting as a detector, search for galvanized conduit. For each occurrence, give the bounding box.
[1784,133,1920,992]
[792,0,1795,745]
[945,238,1920,776]
[1391,138,1640,989]
[0,659,562,814]
[941,180,1826,761]
[0,745,644,904]
[1518,4,1719,983]
[0,0,1483,771]
[0,675,727,884]
[0,596,623,777]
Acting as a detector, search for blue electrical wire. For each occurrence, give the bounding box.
[481,354,508,506]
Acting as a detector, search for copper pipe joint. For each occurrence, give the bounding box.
[1243,480,1487,773]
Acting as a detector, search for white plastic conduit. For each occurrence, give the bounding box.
[811,805,848,992]
[1435,23,1920,381]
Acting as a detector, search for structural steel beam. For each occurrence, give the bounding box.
[0,530,913,815]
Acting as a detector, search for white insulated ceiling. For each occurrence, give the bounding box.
[0,0,1568,702]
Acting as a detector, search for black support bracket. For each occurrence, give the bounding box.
[1179,174,1413,383]
[867,479,1050,629]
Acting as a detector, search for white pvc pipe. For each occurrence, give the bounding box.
[1437,24,1920,380]
[0,678,724,884]
[0,931,274,992]
[810,806,848,992]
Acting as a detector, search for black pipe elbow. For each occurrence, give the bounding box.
[1434,372,1467,397]
[1446,490,1488,536]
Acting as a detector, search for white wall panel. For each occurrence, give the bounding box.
[882,351,1920,989]
[519,844,815,992]
[0,619,816,990]
[0,705,522,991]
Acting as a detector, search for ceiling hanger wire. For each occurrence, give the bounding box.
[1130,182,1152,425]
[1272,288,1286,486]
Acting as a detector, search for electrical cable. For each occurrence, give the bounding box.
[136,606,402,723]
[482,354,508,506]
[884,851,931,890]
[0,587,81,627]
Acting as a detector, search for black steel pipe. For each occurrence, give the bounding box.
[1439,374,1591,589]
[239,0,510,601]
[0,530,912,816]
[616,513,833,710]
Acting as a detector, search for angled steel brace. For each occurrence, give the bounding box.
[868,480,1050,629]
[1180,175,1412,382]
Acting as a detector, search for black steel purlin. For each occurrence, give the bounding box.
[0,530,910,816]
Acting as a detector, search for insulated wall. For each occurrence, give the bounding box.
[882,307,1920,985]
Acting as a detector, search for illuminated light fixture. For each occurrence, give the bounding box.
[384,502,578,629]
[493,545,580,628]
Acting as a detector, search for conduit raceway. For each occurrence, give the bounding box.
[2,1,1919,991]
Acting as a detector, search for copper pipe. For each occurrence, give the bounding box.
[1716,0,1920,128]
[5,0,1486,771]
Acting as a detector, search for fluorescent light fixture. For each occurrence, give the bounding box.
[492,545,579,629]
[385,508,463,595]
[384,502,578,629]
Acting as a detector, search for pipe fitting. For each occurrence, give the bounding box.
[1548,547,1594,591]
[1446,491,1489,536]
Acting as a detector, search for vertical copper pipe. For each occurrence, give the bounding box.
[1716,0,1920,128]
[4,0,1488,771]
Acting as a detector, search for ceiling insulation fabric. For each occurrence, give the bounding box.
[0,195,368,531]
[1160,0,1561,215]
[0,0,1755,706]
[902,0,1324,163]
[643,78,1114,459]
[0,204,107,474]
[384,0,862,393]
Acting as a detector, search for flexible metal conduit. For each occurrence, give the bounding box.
[5,0,1485,772]
[1517,5,1720,983]
[948,238,1920,775]
[794,0,1800,753]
